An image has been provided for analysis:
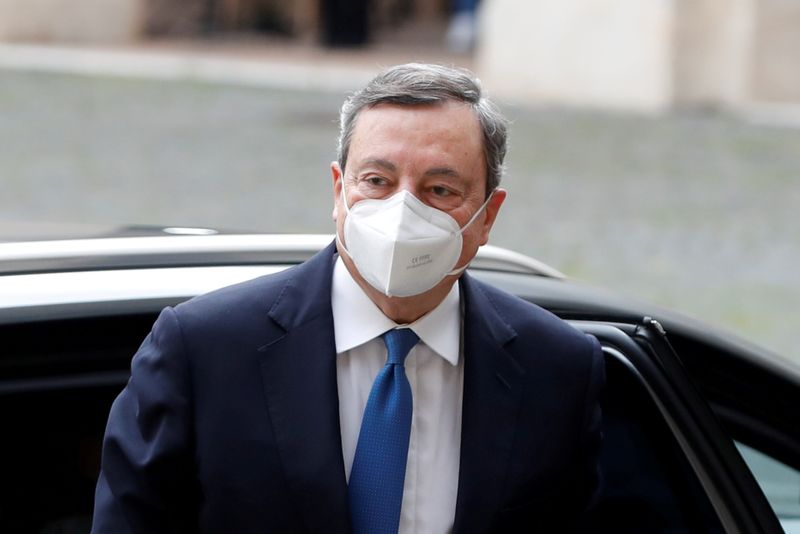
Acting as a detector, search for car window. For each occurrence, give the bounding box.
[0,314,147,533]
[0,385,119,533]
[736,442,800,534]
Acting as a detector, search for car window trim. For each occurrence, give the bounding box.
[0,370,130,395]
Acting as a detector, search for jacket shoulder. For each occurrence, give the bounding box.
[174,241,336,320]
[469,276,591,351]
[173,266,295,322]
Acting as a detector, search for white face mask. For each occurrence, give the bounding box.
[337,181,494,297]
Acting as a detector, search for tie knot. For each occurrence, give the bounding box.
[382,328,419,365]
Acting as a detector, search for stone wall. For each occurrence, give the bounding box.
[476,0,675,111]
[751,0,800,102]
[672,0,755,108]
[476,0,800,111]
[0,0,143,42]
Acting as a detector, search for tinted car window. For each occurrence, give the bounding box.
[0,314,145,533]
[0,385,120,533]
[737,442,800,533]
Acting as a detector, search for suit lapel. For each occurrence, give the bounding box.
[453,274,526,533]
[258,242,350,533]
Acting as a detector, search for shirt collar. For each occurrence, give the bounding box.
[331,256,461,366]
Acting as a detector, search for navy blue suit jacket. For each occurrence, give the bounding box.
[92,242,604,533]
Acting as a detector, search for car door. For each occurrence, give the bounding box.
[572,318,786,534]
[662,320,800,533]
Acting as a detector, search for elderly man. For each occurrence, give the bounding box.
[92,63,604,534]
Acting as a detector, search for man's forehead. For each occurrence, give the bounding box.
[350,101,482,141]
[360,99,473,116]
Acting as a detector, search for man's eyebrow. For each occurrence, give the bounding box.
[424,167,461,178]
[360,158,397,172]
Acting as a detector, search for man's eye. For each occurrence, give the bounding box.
[364,176,386,186]
[431,186,452,197]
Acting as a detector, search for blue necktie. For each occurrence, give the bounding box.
[349,328,419,534]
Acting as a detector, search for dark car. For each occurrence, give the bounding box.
[1,230,798,533]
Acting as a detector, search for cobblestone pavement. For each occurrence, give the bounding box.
[1,67,798,364]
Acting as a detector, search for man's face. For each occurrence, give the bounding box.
[332,101,506,296]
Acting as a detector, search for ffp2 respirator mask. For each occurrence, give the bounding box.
[337,181,494,297]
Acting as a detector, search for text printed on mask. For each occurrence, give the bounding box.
[407,255,434,270]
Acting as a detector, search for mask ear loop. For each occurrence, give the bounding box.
[446,188,497,276]
[457,188,496,235]
[340,176,353,215]
[335,176,354,257]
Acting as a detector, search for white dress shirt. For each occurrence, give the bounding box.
[332,256,464,534]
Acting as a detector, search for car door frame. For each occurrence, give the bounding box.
[572,318,784,534]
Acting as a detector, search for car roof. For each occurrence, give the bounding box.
[0,233,565,278]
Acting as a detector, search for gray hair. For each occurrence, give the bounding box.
[337,63,508,197]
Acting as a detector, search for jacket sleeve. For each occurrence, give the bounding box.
[92,307,198,534]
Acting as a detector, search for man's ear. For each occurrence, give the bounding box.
[479,188,507,246]
[331,161,343,221]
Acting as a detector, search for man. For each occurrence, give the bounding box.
[92,63,604,533]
